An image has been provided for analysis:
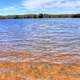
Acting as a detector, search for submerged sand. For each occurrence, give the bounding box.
[0,52,80,80]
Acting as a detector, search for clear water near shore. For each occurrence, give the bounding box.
[0,18,80,55]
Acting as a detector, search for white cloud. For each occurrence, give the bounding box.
[22,0,53,10]
[0,7,16,11]
[0,7,22,15]
[22,0,80,10]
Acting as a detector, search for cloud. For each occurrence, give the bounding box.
[0,7,16,11]
[0,7,17,15]
[0,5,33,15]
[22,0,53,10]
[22,0,80,10]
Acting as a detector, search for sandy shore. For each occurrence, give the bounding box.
[0,52,80,80]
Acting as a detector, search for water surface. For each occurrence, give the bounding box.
[0,18,80,55]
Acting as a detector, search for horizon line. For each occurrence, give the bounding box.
[0,13,80,16]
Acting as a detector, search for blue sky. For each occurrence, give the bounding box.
[0,0,80,15]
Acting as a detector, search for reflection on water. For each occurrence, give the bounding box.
[0,18,80,55]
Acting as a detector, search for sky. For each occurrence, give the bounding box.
[0,0,80,15]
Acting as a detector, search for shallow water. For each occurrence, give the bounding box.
[0,18,80,55]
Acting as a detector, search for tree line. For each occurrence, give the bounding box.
[0,14,80,19]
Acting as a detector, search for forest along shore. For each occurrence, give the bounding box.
[0,52,80,80]
[0,14,80,19]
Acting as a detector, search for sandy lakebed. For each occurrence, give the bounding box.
[0,52,80,80]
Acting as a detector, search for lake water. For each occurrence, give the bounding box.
[0,18,80,55]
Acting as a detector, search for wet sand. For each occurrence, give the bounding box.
[0,52,80,80]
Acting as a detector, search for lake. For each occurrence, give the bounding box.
[0,18,80,55]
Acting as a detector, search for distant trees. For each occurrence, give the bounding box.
[71,14,80,18]
[0,16,6,19]
[38,14,43,18]
[0,14,80,19]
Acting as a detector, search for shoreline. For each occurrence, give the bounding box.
[0,14,80,19]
